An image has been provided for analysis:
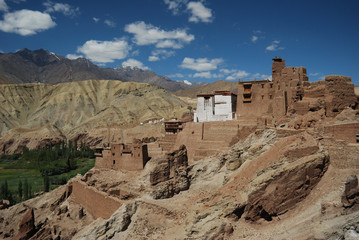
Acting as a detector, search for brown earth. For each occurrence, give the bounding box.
[1,124,358,239]
[0,80,191,153]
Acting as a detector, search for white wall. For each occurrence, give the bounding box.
[195,94,235,122]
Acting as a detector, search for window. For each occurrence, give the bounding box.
[356,134,359,143]
[261,95,264,100]
[113,160,115,165]
[270,84,273,88]
[269,95,273,99]
[261,84,264,88]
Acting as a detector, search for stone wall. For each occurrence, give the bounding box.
[324,123,359,144]
[324,75,356,117]
[71,180,122,219]
[173,121,256,162]
[95,139,148,171]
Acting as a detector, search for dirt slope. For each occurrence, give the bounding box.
[1,127,358,240]
[0,80,190,153]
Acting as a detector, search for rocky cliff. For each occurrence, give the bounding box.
[1,126,358,239]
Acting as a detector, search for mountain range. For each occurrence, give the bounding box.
[0,49,206,91]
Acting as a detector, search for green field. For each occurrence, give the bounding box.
[0,142,95,204]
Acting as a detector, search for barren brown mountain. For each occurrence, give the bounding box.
[0,80,190,153]
[1,58,359,239]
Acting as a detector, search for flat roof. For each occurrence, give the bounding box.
[240,79,271,84]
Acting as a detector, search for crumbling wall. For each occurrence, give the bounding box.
[324,75,356,117]
[324,123,359,144]
[71,181,122,219]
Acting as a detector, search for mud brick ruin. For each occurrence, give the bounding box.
[68,57,359,221]
[95,138,149,171]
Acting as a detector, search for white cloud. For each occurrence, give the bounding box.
[168,73,184,78]
[187,1,213,23]
[124,21,194,49]
[148,56,160,62]
[180,57,223,71]
[193,71,223,79]
[253,73,272,80]
[0,0,8,12]
[104,19,116,28]
[148,49,175,61]
[44,1,79,17]
[77,39,131,63]
[0,10,56,36]
[66,54,83,60]
[93,17,100,23]
[164,0,187,15]
[122,58,149,70]
[221,68,250,81]
[266,40,284,51]
[251,35,258,43]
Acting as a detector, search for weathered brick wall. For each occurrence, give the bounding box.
[325,123,359,144]
[71,181,122,219]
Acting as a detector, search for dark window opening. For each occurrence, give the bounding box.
[261,95,264,100]
[261,84,264,88]
[269,95,273,99]
[356,134,359,143]
[113,160,115,165]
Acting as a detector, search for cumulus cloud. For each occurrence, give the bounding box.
[266,40,284,51]
[220,68,250,81]
[124,21,194,49]
[0,9,56,36]
[104,19,116,28]
[93,17,100,23]
[66,54,83,60]
[180,57,223,71]
[148,49,175,61]
[0,0,8,12]
[168,73,184,78]
[192,71,223,79]
[164,0,187,15]
[44,1,80,17]
[76,39,131,63]
[253,73,272,80]
[187,1,213,23]
[148,56,160,62]
[122,58,149,70]
[251,35,258,43]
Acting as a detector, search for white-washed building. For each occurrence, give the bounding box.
[194,91,237,122]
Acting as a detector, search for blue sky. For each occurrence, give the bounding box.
[0,0,358,85]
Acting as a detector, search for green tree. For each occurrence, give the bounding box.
[43,175,50,192]
[29,184,32,198]
[24,179,29,200]
[18,180,23,200]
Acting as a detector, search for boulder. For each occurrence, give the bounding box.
[13,208,36,240]
[244,152,329,222]
[342,175,359,208]
[150,145,190,199]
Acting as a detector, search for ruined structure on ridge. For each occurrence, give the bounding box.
[194,91,237,122]
[95,138,149,171]
[237,57,357,123]
[237,57,309,121]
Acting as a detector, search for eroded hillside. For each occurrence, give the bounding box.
[1,126,358,240]
[0,80,190,153]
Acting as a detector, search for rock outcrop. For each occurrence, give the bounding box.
[342,175,359,208]
[244,151,329,221]
[13,208,36,240]
[150,145,190,199]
